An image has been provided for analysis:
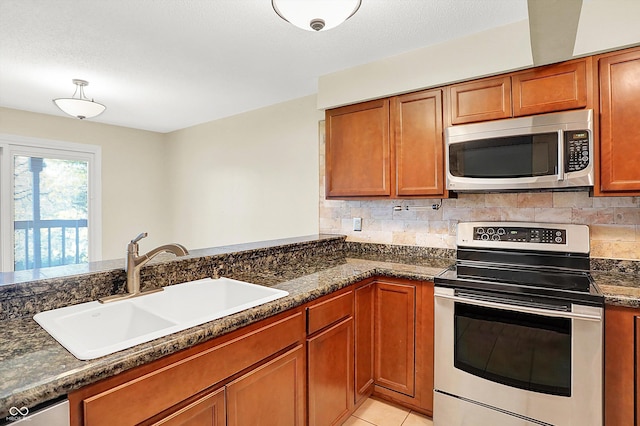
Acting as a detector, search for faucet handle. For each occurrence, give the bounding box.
[131,232,148,244]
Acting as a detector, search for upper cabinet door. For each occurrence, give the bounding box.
[448,76,512,125]
[598,48,640,194]
[393,90,444,197]
[512,59,588,117]
[326,99,391,197]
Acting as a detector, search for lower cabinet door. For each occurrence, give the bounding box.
[375,280,416,397]
[355,282,375,404]
[149,387,225,426]
[604,305,638,425]
[308,317,355,426]
[226,345,305,426]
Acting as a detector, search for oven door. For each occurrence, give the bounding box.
[433,287,603,426]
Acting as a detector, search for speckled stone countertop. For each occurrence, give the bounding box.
[0,253,450,416]
[1,234,639,418]
[593,270,640,308]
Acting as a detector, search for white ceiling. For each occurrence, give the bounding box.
[0,0,529,133]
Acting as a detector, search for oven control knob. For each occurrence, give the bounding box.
[555,236,563,243]
[497,228,505,235]
[487,228,495,235]
[476,227,485,234]
[491,234,500,241]
[481,234,490,240]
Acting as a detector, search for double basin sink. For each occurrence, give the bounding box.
[34,278,289,360]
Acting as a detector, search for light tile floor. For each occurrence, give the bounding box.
[343,397,434,426]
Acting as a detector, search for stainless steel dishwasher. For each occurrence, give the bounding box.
[8,400,69,426]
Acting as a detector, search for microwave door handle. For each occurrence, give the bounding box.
[557,130,564,181]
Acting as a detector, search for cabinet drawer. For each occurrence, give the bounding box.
[307,290,354,335]
[81,311,304,426]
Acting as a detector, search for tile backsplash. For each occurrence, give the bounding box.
[318,122,640,261]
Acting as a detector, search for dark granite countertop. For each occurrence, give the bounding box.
[594,270,640,308]
[1,238,639,418]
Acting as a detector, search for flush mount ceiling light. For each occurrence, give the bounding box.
[53,79,106,119]
[272,0,361,32]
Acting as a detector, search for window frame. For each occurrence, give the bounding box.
[0,134,102,272]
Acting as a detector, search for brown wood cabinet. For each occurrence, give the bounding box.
[447,58,590,125]
[307,318,354,426]
[325,90,445,199]
[227,345,305,426]
[604,304,639,425]
[354,281,375,405]
[306,277,434,419]
[392,90,444,197]
[512,60,588,117]
[306,289,355,426]
[597,46,640,195]
[68,309,305,426]
[325,99,391,197]
[374,280,416,397]
[147,387,225,426]
[372,278,434,416]
[448,76,512,125]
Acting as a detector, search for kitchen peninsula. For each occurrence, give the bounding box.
[0,234,638,424]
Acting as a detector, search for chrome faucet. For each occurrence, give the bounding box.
[100,232,188,303]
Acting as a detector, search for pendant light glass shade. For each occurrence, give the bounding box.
[53,79,106,119]
[272,0,361,32]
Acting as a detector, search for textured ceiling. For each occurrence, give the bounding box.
[0,0,528,133]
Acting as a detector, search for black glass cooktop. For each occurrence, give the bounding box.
[456,264,592,292]
[435,264,603,306]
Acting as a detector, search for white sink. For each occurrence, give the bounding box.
[34,278,289,360]
[135,278,290,325]
[35,301,179,360]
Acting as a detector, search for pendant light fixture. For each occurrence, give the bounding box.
[272,0,361,32]
[53,79,106,119]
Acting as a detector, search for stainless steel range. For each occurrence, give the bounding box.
[433,222,603,426]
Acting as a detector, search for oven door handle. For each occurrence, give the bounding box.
[435,293,602,321]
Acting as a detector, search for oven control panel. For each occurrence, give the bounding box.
[474,226,566,244]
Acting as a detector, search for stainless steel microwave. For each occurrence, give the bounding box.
[445,109,594,192]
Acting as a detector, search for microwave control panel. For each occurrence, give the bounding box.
[474,226,566,244]
[565,130,590,172]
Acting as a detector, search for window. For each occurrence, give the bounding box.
[0,136,101,272]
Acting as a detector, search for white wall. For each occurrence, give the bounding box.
[574,0,640,56]
[317,20,533,110]
[0,107,171,260]
[164,95,322,250]
[0,95,323,261]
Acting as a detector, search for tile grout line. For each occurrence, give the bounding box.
[350,414,378,425]
[399,409,411,426]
